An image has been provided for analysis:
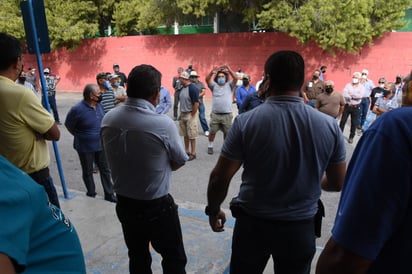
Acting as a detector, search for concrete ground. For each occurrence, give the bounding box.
[50,92,359,274]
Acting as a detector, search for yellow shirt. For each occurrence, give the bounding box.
[0,76,55,173]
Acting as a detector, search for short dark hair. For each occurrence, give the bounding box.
[264,50,304,93]
[127,64,161,99]
[83,83,97,101]
[0,32,22,71]
[96,72,108,81]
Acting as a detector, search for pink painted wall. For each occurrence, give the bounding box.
[24,32,412,96]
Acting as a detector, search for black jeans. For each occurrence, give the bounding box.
[173,90,181,119]
[77,151,114,198]
[230,213,315,274]
[116,194,187,274]
[339,104,360,139]
[29,167,60,208]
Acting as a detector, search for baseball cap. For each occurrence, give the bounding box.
[113,63,119,67]
[28,67,35,71]
[242,74,250,80]
[361,69,369,75]
[180,71,190,80]
[109,73,119,80]
[44,68,50,74]
[190,71,199,77]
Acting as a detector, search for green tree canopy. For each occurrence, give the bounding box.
[0,0,411,52]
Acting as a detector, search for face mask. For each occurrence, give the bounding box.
[383,90,391,97]
[96,94,103,103]
[103,80,111,89]
[114,67,119,72]
[114,82,120,87]
[379,84,384,88]
[325,87,333,93]
[217,78,225,85]
[243,80,249,86]
[312,75,319,80]
[352,78,359,84]
[19,76,26,82]
[396,78,402,84]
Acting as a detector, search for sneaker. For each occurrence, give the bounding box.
[205,131,209,137]
[207,147,213,155]
[348,138,353,144]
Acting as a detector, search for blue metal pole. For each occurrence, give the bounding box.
[27,0,70,199]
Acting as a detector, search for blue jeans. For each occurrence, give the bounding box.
[198,102,209,132]
[116,194,187,274]
[230,213,315,274]
[43,95,60,122]
[77,150,114,198]
[357,98,370,127]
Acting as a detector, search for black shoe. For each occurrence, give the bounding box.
[56,121,62,125]
[86,192,96,198]
[348,138,353,144]
[105,194,117,203]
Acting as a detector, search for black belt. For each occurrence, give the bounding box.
[347,104,360,108]
[213,112,231,115]
[362,97,369,100]
[117,194,172,207]
[28,167,50,182]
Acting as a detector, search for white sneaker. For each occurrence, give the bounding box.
[205,131,209,137]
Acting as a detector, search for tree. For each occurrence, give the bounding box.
[0,0,410,52]
[256,0,411,52]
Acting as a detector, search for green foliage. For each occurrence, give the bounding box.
[0,0,24,41]
[0,0,410,52]
[45,0,99,50]
[257,0,412,53]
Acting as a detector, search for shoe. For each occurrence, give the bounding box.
[56,121,62,125]
[173,117,178,121]
[207,147,213,155]
[105,194,117,203]
[188,154,196,161]
[348,138,353,144]
[93,166,99,174]
[86,192,96,198]
[205,131,209,137]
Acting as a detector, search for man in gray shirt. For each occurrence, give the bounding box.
[101,64,188,274]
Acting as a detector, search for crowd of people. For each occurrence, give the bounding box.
[1,29,412,274]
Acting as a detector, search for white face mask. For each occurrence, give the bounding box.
[379,84,385,88]
[352,78,359,84]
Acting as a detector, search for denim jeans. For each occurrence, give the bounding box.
[357,98,370,127]
[43,95,60,122]
[198,102,209,132]
[116,194,187,274]
[77,151,114,198]
[230,213,315,274]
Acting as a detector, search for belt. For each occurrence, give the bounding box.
[213,112,231,115]
[347,104,360,108]
[362,97,369,100]
[117,194,172,207]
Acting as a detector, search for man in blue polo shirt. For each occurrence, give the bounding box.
[65,83,116,202]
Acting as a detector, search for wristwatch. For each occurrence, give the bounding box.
[204,206,220,216]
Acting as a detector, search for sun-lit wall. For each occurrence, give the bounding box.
[24,32,412,97]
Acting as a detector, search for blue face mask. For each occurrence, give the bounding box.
[103,80,111,89]
[217,78,226,85]
[114,82,120,87]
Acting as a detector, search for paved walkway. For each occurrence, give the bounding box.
[52,92,357,274]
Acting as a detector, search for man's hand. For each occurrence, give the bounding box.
[208,210,226,232]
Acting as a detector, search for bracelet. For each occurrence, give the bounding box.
[205,205,220,216]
